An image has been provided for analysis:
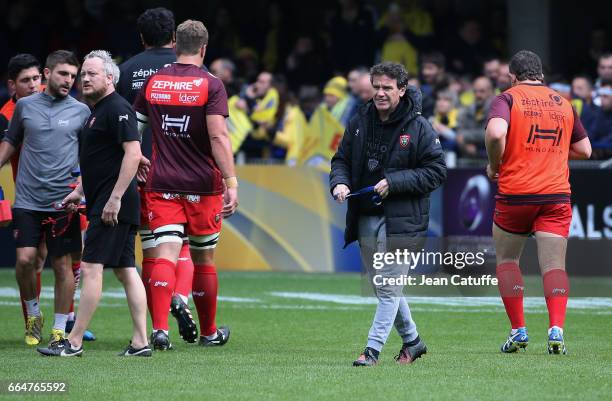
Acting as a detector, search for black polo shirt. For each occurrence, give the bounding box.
[79,91,140,225]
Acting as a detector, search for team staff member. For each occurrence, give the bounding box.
[38,50,150,357]
[116,7,197,343]
[134,20,238,350]
[331,62,446,366]
[0,51,88,346]
[0,54,45,328]
[485,50,592,355]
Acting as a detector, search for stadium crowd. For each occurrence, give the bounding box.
[0,0,611,166]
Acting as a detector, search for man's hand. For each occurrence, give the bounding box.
[62,189,83,213]
[332,184,350,203]
[374,178,390,199]
[137,156,151,183]
[222,187,238,217]
[486,164,499,181]
[102,196,121,226]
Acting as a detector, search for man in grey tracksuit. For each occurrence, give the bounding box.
[330,62,446,366]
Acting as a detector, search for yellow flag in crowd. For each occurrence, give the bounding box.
[227,95,253,153]
[299,104,345,171]
[273,105,308,166]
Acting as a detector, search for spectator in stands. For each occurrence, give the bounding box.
[346,66,369,121]
[378,3,419,76]
[496,61,511,91]
[429,89,458,153]
[420,51,448,118]
[328,0,376,73]
[483,57,501,84]
[323,76,352,126]
[210,58,240,97]
[447,19,494,76]
[286,35,327,92]
[456,76,495,158]
[583,79,612,159]
[593,53,612,107]
[571,75,594,118]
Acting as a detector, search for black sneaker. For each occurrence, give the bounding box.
[353,347,379,366]
[199,326,230,346]
[37,338,83,357]
[170,295,198,343]
[150,330,173,351]
[118,343,153,357]
[394,338,427,364]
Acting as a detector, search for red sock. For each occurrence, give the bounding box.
[149,258,176,331]
[141,258,156,320]
[192,264,218,337]
[543,268,569,328]
[174,243,194,299]
[496,262,525,329]
[21,271,42,325]
[69,262,81,314]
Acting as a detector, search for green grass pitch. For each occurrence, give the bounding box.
[0,269,610,401]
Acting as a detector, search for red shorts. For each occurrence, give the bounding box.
[79,214,89,231]
[493,201,572,237]
[145,191,223,236]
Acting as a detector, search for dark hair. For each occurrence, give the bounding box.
[370,62,409,89]
[601,78,612,88]
[421,52,446,69]
[599,52,612,62]
[45,50,79,71]
[509,50,543,82]
[7,53,40,81]
[137,7,175,47]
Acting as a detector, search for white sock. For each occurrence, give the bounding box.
[24,298,40,317]
[153,329,169,335]
[53,314,69,331]
[178,294,188,305]
[204,330,219,340]
[548,326,563,335]
[68,312,75,321]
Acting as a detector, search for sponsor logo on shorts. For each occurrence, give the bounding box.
[153,281,168,287]
[162,193,180,200]
[186,195,200,203]
[552,288,567,295]
[192,291,205,297]
[513,285,525,291]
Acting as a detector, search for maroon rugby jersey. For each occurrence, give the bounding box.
[133,63,229,195]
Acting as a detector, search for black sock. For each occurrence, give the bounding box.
[404,335,421,348]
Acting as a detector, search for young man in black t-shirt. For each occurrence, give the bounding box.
[38,50,151,357]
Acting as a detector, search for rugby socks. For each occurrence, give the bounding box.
[496,262,525,329]
[53,313,68,331]
[141,257,156,319]
[543,268,569,329]
[150,258,176,331]
[192,264,218,337]
[20,271,42,324]
[24,298,41,317]
[174,243,194,304]
[68,261,81,318]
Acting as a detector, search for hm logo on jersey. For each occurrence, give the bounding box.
[162,114,190,133]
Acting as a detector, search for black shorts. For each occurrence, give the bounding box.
[82,222,137,268]
[12,208,82,257]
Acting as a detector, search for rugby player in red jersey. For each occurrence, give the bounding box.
[134,20,238,350]
[485,50,592,355]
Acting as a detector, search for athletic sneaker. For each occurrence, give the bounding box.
[118,343,153,357]
[65,319,97,341]
[170,295,198,343]
[25,314,44,346]
[353,347,379,367]
[48,329,65,345]
[37,338,82,357]
[501,327,529,353]
[395,338,427,364]
[199,326,230,347]
[150,330,173,351]
[547,326,567,355]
